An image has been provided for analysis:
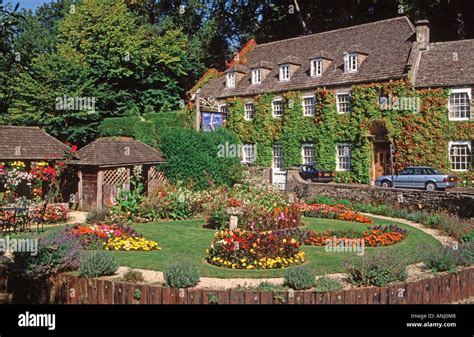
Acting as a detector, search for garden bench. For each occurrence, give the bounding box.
[0,202,48,233]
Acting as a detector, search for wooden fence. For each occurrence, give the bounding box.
[1,266,473,304]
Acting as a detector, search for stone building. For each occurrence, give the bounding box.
[190,17,473,189]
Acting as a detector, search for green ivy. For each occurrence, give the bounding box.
[223,80,473,186]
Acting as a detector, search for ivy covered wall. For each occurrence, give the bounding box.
[222,80,473,186]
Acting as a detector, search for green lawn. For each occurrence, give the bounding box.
[3,216,439,278]
[106,216,440,278]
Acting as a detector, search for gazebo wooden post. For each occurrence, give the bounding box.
[78,169,83,209]
[97,169,104,210]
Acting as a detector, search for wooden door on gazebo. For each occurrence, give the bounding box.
[102,168,130,207]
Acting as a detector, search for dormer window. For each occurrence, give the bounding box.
[310,59,323,77]
[279,64,291,81]
[251,68,261,84]
[226,72,236,88]
[344,53,359,73]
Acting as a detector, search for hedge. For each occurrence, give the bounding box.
[158,128,243,190]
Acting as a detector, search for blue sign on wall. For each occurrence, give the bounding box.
[202,112,223,131]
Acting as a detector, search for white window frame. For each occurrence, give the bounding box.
[310,58,323,77]
[448,88,471,121]
[242,144,256,164]
[344,53,358,73]
[336,143,351,171]
[251,68,261,85]
[226,72,236,88]
[302,95,316,116]
[279,64,291,81]
[219,104,228,121]
[336,92,352,114]
[301,144,315,165]
[448,141,472,172]
[272,145,283,169]
[244,102,255,121]
[272,98,284,117]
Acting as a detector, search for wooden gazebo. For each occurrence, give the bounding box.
[74,137,166,211]
[0,126,72,199]
[0,126,70,163]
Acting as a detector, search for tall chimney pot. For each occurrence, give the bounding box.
[415,20,430,51]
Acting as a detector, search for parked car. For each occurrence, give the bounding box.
[375,166,458,191]
[299,165,335,183]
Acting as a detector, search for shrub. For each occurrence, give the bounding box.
[78,250,118,278]
[462,230,474,243]
[99,117,141,137]
[132,120,157,147]
[145,112,188,132]
[458,242,474,266]
[6,231,83,303]
[422,243,474,272]
[283,265,315,290]
[343,251,408,287]
[314,277,343,292]
[139,184,195,221]
[10,231,83,280]
[86,208,111,224]
[158,128,243,190]
[236,282,286,292]
[123,268,145,283]
[164,260,200,288]
[305,195,336,206]
[206,208,230,230]
[256,282,286,292]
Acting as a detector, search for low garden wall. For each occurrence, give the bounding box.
[1,267,473,304]
[286,168,474,219]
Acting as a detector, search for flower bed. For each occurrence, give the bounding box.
[298,203,372,224]
[303,225,408,247]
[238,204,302,232]
[36,204,69,224]
[207,229,305,269]
[65,224,160,251]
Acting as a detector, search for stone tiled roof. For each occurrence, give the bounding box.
[75,137,165,167]
[278,55,303,65]
[414,39,474,87]
[0,126,69,160]
[199,16,415,98]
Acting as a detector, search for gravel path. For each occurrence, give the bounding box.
[43,210,88,228]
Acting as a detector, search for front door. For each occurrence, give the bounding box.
[272,145,287,190]
[373,142,391,180]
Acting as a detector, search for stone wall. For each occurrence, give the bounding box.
[286,168,474,219]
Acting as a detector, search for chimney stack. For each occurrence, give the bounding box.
[415,20,430,51]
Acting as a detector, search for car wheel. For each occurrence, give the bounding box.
[381,180,391,188]
[425,182,436,191]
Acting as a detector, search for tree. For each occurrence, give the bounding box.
[5,0,195,144]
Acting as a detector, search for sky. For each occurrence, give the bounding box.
[15,0,52,11]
